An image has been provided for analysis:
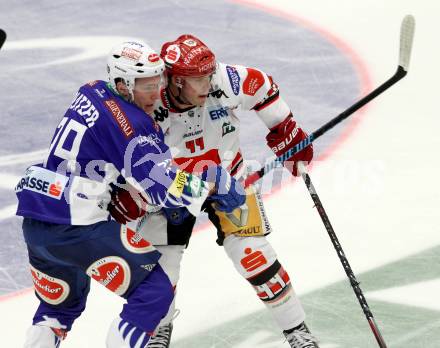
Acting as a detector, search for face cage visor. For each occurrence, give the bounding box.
[180,73,214,93]
[132,73,167,94]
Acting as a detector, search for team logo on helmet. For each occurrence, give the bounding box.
[125,41,145,48]
[30,266,70,305]
[121,47,142,61]
[86,256,131,296]
[183,39,197,47]
[120,225,155,254]
[148,53,160,63]
[164,44,181,64]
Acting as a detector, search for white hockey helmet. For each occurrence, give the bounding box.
[107,40,165,97]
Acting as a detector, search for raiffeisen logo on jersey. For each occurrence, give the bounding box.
[15,166,68,200]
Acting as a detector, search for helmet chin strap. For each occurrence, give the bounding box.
[127,79,136,104]
[124,90,134,104]
[111,79,135,104]
[175,90,191,105]
[170,80,194,106]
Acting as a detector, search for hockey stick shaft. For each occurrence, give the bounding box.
[243,68,403,187]
[298,162,388,347]
[0,29,6,51]
[244,15,415,188]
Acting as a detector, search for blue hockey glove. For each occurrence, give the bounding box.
[202,166,246,213]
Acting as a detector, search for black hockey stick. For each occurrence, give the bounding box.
[244,15,415,188]
[295,16,414,347]
[297,162,388,347]
[0,29,6,51]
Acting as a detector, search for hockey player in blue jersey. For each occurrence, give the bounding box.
[15,40,246,348]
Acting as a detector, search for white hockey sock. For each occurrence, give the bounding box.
[106,317,150,348]
[23,325,63,348]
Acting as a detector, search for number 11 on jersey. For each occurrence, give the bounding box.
[185,137,205,153]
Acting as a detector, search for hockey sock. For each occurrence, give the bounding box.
[106,317,151,348]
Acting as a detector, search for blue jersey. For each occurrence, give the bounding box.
[16,80,209,225]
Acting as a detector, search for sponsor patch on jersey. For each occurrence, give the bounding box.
[120,225,155,254]
[167,170,188,198]
[86,256,131,296]
[153,106,169,123]
[256,191,271,232]
[30,266,70,305]
[15,166,68,200]
[94,88,106,99]
[104,99,134,138]
[187,174,203,197]
[137,133,160,147]
[183,129,203,139]
[164,44,181,64]
[222,122,236,136]
[140,264,156,272]
[77,192,88,199]
[208,106,229,121]
[121,47,142,61]
[243,68,265,96]
[226,66,241,95]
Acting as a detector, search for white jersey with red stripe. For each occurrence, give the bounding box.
[152,62,292,177]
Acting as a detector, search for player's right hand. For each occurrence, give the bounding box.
[266,115,313,176]
[202,166,246,213]
[108,187,147,225]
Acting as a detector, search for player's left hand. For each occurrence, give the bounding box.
[266,115,313,176]
[203,166,246,213]
[108,187,147,225]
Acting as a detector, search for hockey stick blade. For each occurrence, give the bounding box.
[244,15,415,188]
[0,29,6,51]
[399,15,415,72]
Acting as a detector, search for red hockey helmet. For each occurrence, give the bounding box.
[160,34,216,77]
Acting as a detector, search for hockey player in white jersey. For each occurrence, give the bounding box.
[110,34,318,348]
[16,40,246,348]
